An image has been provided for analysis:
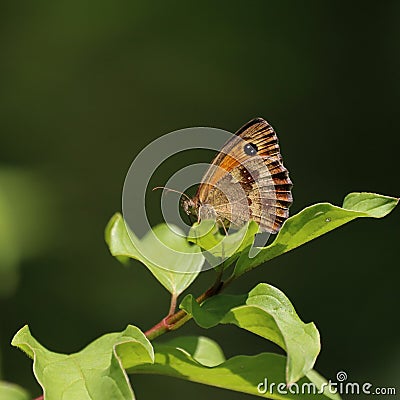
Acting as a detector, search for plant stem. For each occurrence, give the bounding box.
[168,293,178,316]
[144,272,233,341]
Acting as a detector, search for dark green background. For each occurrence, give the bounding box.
[1,1,399,399]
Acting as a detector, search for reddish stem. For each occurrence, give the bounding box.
[144,278,225,340]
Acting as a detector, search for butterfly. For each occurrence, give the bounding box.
[181,118,293,234]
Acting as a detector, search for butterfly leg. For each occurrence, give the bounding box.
[217,217,229,236]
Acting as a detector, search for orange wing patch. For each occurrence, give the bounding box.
[192,118,293,233]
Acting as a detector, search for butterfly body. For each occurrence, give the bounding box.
[182,118,293,233]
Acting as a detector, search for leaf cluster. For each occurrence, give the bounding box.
[6,192,398,399]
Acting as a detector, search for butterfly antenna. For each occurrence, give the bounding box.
[152,186,191,201]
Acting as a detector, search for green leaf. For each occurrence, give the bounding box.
[12,325,154,400]
[188,220,259,257]
[342,192,399,216]
[235,192,399,277]
[180,283,320,384]
[0,382,30,400]
[128,344,340,400]
[105,213,204,295]
[160,336,226,367]
[188,220,259,270]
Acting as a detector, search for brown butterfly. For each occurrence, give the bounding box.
[180,118,293,233]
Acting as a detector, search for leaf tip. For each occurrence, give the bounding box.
[11,325,30,346]
[105,212,122,238]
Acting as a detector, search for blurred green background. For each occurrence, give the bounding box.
[0,1,399,398]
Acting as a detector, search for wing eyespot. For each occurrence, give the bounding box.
[244,143,258,156]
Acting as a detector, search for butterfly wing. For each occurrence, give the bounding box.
[196,118,292,233]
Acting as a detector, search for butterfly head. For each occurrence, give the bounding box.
[181,196,199,217]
